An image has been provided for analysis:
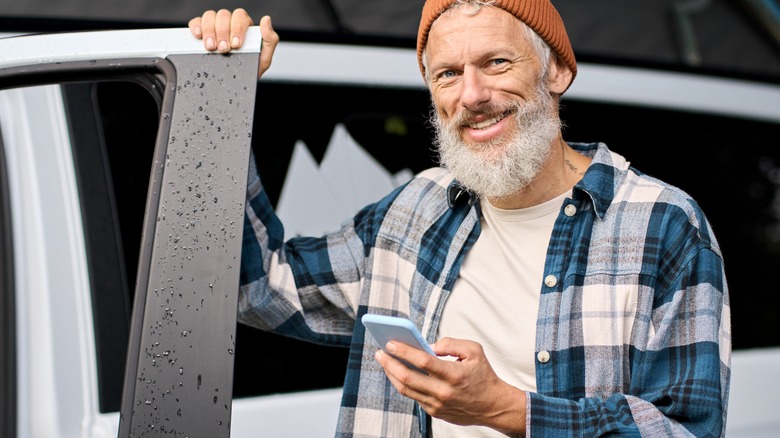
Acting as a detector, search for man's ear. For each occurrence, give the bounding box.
[547,56,573,95]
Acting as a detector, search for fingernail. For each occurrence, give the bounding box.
[386,342,396,353]
[374,350,383,360]
[218,40,229,52]
[194,26,202,38]
[206,37,216,50]
[232,36,240,47]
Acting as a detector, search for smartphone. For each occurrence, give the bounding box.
[361,314,435,373]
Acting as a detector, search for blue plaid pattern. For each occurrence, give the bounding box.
[238,142,730,437]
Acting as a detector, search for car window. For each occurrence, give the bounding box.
[63,78,159,413]
[0,120,16,438]
[0,68,174,425]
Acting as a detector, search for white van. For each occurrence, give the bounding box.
[1,25,779,437]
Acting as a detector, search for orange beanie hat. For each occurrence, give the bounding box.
[417,0,577,88]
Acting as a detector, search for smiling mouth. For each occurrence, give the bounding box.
[465,109,514,130]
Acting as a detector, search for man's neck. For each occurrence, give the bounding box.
[487,138,591,210]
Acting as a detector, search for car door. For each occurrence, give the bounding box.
[0,28,259,437]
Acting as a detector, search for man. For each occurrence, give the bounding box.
[189,1,730,436]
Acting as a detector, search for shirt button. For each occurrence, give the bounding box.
[544,275,557,287]
[537,350,551,363]
[564,204,577,217]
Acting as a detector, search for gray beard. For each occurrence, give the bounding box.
[433,88,561,200]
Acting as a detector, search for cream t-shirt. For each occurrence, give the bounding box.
[432,190,570,437]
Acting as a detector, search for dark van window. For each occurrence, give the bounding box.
[64,80,158,413]
[234,81,436,397]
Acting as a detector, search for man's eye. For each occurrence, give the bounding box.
[492,59,508,66]
[440,70,456,79]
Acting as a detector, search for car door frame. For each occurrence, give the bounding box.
[0,27,260,437]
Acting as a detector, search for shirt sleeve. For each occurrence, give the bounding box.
[235,150,370,346]
[527,244,730,437]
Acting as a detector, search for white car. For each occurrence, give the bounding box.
[1,25,778,437]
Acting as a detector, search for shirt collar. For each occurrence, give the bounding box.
[444,142,627,219]
[571,142,629,219]
[446,181,472,209]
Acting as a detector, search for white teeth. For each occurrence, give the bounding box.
[467,113,506,129]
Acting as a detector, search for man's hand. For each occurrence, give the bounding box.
[188,9,279,78]
[374,337,527,436]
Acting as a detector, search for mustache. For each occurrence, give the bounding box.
[447,102,519,127]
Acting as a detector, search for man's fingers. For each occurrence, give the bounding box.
[385,368,429,401]
[230,8,254,49]
[189,9,271,79]
[188,17,203,39]
[258,15,279,78]
[376,350,426,389]
[190,9,254,53]
[199,10,218,51]
[376,350,441,411]
[215,9,233,53]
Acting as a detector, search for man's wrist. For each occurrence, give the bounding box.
[491,385,527,437]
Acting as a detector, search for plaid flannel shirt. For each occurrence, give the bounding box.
[239,142,731,437]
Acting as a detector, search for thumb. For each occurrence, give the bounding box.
[258,15,279,78]
[430,337,466,361]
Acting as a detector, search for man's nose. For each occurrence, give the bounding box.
[459,68,491,111]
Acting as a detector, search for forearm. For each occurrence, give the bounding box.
[238,151,362,343]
